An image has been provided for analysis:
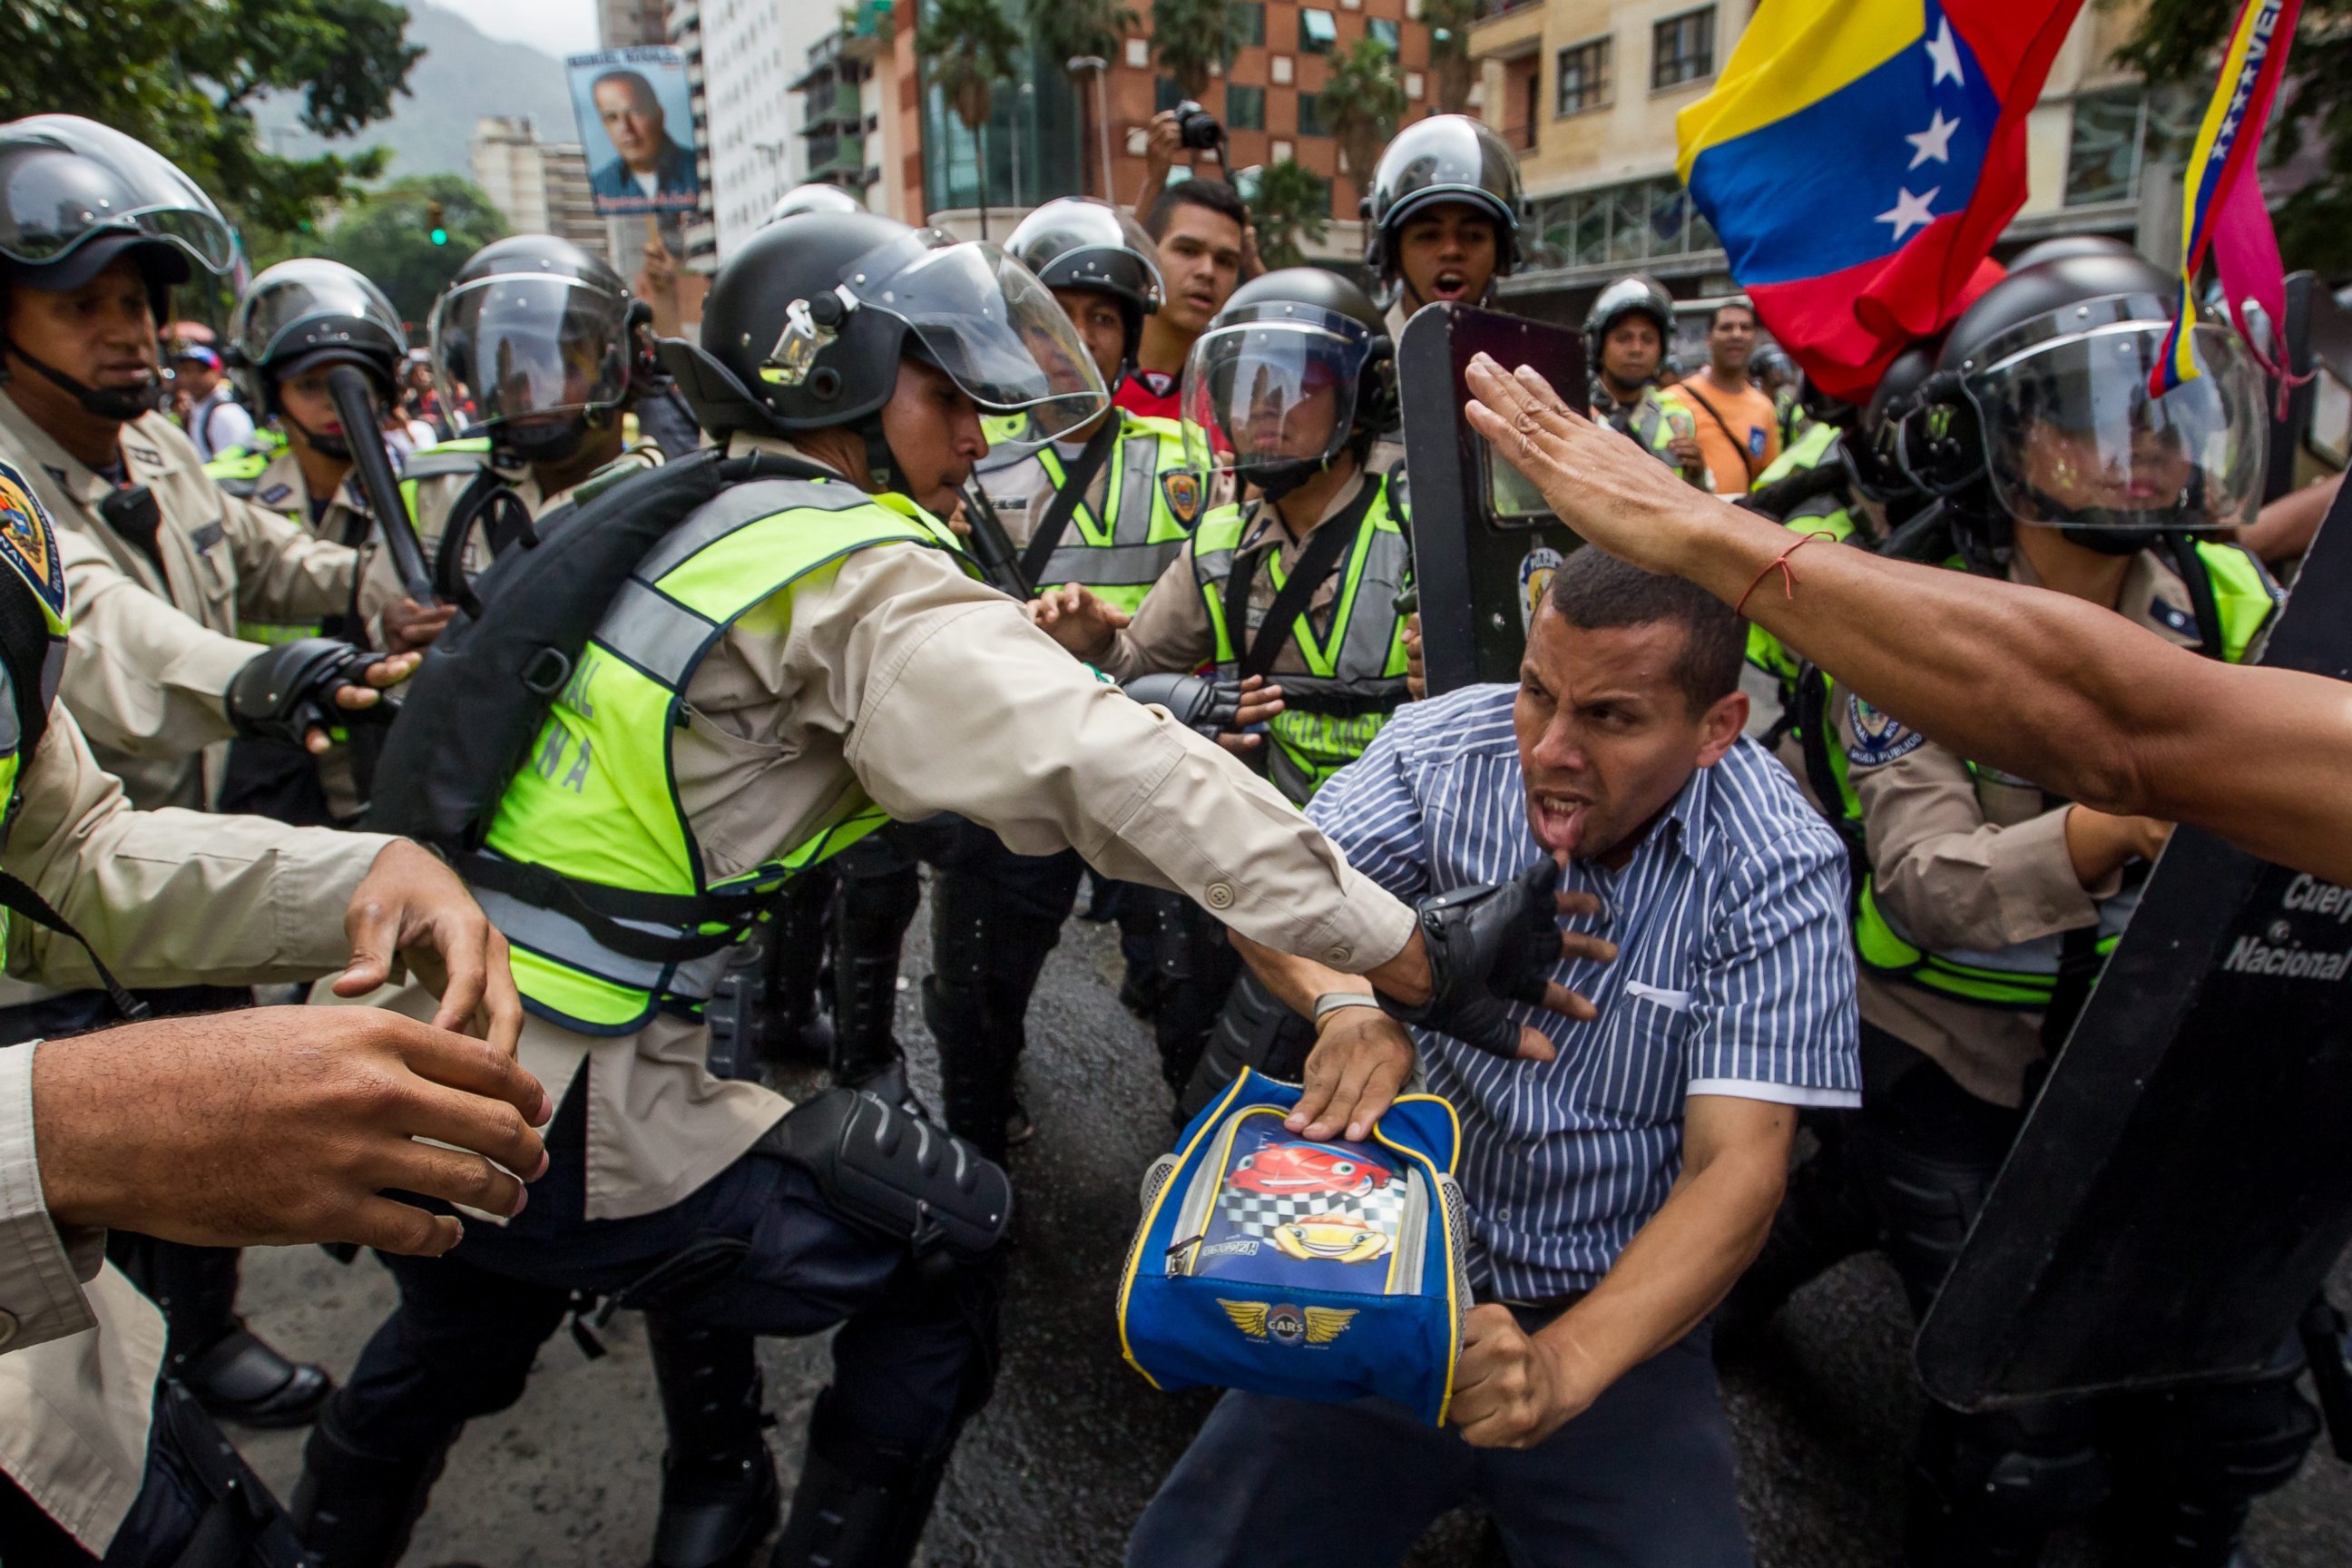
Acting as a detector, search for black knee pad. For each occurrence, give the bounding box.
[760,1087,1012,1269]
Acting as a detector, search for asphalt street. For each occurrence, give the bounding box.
[237,890,2352,1565]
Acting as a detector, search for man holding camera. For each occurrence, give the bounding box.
[1124,109,1257,420]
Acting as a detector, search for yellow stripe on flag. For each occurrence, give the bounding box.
[1676,0,1926,182]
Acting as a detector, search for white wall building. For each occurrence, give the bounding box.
[471,117,606,251]
[696,0,838,260]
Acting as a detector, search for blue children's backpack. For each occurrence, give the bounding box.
[1115,1069,1472,1426]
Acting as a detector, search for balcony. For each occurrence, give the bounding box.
[807,132,868,182]
[801,80,862,132]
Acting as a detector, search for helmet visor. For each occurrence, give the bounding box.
[0,116,235,276]
[237,260,406,368]
[432,272,632,426]
[1374,122,1521,232]
[1974,320,2265,533]
[1013,205,1164,310]
[844,231,1108,445]
[1180,309,1368,478]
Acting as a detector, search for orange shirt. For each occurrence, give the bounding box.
[1663,372,1780,495]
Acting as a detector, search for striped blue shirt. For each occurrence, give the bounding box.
[1308,683,1860,1301]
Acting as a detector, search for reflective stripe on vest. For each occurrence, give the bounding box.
[978,415,1192,614]
[476,477,973,1034]
[1850,542,2274,1009]
[1191,475,1411,804]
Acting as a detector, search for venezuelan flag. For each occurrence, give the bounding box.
[1677,0,2085,402]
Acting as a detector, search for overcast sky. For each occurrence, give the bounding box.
[455,0,601,58]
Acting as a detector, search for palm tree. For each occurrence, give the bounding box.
[1031,0,1137,197]
[1319,35,1408,189]
[1151,0,1237,100]
[1244,162,1330,269]
[1420,0,1476,113]
[918,0,1022,236]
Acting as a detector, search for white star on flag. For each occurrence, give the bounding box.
[1877,186,1940,241]
[1906,110,1960,169]
[1925,18,1965,88]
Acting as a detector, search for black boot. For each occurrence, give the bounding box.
[647,1317,779,1568]
[768,1395,949,1568]
[926,969,1008,1163]
[828,858,920,1093]
[110,1233,332,1428]
[289,1397,457,1568]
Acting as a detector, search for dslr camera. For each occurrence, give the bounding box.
[1172,99,1225,151]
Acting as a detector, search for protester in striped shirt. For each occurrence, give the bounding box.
[1127,546,1859,1568]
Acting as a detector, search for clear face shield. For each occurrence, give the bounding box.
[1972,318,2266,534]
[0,116,235,278]
[431,271,632,429]
[768,230,1109,449]
[1179,307,1371,486]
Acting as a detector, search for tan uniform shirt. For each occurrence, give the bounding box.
[0,392,366,811]
[1840,551,2207,1105]
[1095,473,1369,683]
[366,437,1414,1222]
[0,706,391,1551]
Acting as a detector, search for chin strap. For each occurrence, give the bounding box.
[852,411,907,496]
[281,412,352,462]
[2,338,157,422]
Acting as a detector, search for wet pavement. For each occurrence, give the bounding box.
[237,897,2352,1565]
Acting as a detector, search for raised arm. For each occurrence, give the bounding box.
[1463,356,2352,885]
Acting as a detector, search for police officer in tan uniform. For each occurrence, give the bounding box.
[0,114,439,1432]
[0,448,543,1566]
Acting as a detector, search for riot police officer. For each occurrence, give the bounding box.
[0,113,428,1431]
[209,258,431,823]
[1583,273,1705,482]
[297,210,1493,1568]
[930,196,1191,1153]
[1031,267,1413,1109]
[1361,113,1527,339]
[1731,251,2313,1568]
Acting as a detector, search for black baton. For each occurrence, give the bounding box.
[326,366,436,605]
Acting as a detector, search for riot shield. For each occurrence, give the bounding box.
[2263,271,2352,504]
[1398,304,1587,695]
[1916,475,2352,1410]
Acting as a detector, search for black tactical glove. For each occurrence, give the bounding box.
[226,638,391,747]
[1377,858,1562,1058]
[1121,671,1247,738]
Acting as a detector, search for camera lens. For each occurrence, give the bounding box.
[1179,109,1224,150]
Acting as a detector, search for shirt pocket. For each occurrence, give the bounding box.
[1571,983,1693,1122]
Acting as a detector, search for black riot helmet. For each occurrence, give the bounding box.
[659,208,1107,485]
[227,260,406,450]
[0,115,238,421]
[1848,339,1943,500]
[1583,275,1675,382]
[1889,251,2267,564]
[765,182,864,224]
[1180,267,1397,501]
[1004,197,1163,377]
[1361,114,1526,304]
[429,234,643,466]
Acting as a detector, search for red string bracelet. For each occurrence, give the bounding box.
[1733,531,1835,617]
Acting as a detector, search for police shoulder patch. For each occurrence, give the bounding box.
[1846,693,1925,769]
[259,483,294,505]
[0,459,67,623]
[1161,470,1202,526]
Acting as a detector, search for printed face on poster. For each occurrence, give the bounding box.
[566,47,700,215]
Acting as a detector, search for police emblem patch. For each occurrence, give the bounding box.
[1517,545,1563,633]
[0,460,66,622]
[1846,693,1925,769]
[1161,471,1202,526]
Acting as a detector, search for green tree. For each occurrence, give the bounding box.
[1152,0,1239,99]
[2110,0,2352,276]
[920,0,1024,236]
[1244,162,1331,269]
[1030,0,1138,197]
[1420,0,1478,113]
[311,175,507,330]
[1320,35,1409,185]
[4,0,420,252]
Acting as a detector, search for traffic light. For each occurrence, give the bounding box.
[426,200,447,246]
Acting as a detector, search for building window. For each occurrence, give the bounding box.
[1556,36,1610,116]
[1227,83,1267,130]
[1157,76,1185,112]
[2064,84,2200,207]
[1271,54,1294,84]
[1271,137,1295,163]
[1125,36,1151,67]
[1651,6,1714,91]
[1524,173,1715,270]
[1367,16,1400,53]
[1298,91,1326,136]
[1235,2,1266,46]
[1299,8,1338,54]
[1406,70,1425,100]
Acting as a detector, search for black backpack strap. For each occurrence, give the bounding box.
[2164,532,2229,661]
[1020,420,1120,590]
[0,867,148,1023]
[1227,481,1378,681]
[456,851,760,965]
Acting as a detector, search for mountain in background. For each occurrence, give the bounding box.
[252,2,580,184]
